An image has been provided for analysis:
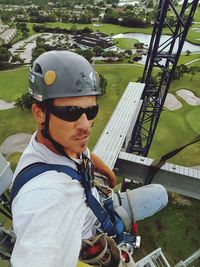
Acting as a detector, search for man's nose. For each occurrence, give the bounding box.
[76,113,93,129]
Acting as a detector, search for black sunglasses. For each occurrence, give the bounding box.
[50,105,99,122]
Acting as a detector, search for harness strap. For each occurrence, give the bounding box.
[10,163,81,202]
[145,134,200,185]
[11,162,124,241]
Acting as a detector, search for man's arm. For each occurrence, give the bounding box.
[90,152,116,188]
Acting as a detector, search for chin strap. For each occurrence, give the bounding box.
[41,103,83,172]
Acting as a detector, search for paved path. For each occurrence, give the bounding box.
[0,99,15,110]
[94,63,144,67]
[185,58,200,65]
[0,66,29,73]
[0,133,32,158]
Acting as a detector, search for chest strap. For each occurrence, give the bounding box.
[11,162,124,242]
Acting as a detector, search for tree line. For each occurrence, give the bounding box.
[0,0,102,7]
[32,24,93,34]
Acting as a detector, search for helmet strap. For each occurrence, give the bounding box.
[41,104,82,172]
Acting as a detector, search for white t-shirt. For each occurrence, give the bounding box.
[11,132,99,267]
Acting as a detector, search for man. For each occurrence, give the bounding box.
[11,50,118,267]
[11,51,168,267]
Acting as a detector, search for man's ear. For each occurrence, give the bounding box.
[32,103,45,124]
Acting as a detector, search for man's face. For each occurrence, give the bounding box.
[48,96,97,158]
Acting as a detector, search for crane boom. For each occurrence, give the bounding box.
[127,0,199,156]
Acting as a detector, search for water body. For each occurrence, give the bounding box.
[114,33,200,65]
[118,0,139,6]
[113,33,200,53]
[118,0,185,6]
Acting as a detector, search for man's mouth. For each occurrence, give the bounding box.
[75,135,89,141]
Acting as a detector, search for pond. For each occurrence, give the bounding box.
[118,1,139,6]
[113,33,200,53]
[113,33,200,65]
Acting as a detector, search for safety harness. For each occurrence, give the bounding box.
[10,162,124,244]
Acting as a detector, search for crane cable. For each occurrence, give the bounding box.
[145,135,200,185]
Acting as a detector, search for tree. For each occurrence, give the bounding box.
[99,73,107,96]
[132,53,142,62]
[103,10,119,24]
[121,11,146,27]
[175,64,189,79]
[28,7,39,17]
[79,11,92,24]
[0,12,11,23]
[185,50,191,56]
[97,1,106,8]
[171,70,180,81]
[16,22,26,31]
[118,52,124,61]
[35,15,47,23]
[124,49,132,56]
[92,7,101,17]
[189,66,199,81]
[0,47,11,66]
[146,0,154,8]
[134,42,144,49]
[81,27,93,33]
[81,49,94,63]
[47,13,57,22]
[61,13,70,23]
[105,0,118,4]
[71,14,78,23]
[16,22,30,37]
[15,92,33,110]
[31,47,46,63]
[93,46,103,56]
[70,24,77,34]
[11,54,24,64]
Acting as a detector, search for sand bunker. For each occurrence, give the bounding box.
[177,89,200,106]
[0,99,15,110]
[0,133,32,157]
[164,93,182,110]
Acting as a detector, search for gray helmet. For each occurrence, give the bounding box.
[29,50,101,101]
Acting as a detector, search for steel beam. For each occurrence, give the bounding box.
[115,151,200,200]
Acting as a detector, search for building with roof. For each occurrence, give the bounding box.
[73,32,116,51]
[0,24,9,34]
[0,28,17,44]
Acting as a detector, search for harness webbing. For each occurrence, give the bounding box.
[145,134,200,185]
[11,162,124,242]
[10,163,82,201]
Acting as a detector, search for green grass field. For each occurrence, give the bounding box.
[0,68,28,101]
[149,103,200,161]
[133,196,200,265]
[0,108,35,145]
[149,72,200,161]
[114,38,138,49]
[27,21,200,45]
[27,22,154,36]
[178,53,200,65]
[193,6,200,21]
